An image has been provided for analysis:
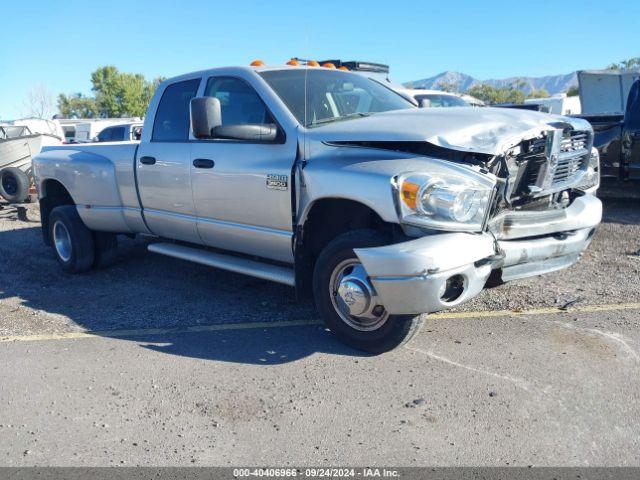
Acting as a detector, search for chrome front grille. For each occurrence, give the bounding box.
[552,130,590,186]
[513,129,592,199]
[553,152,585,184]
[560,132,589,153]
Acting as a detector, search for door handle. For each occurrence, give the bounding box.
[193,158,215,169]
[139,156,156,165]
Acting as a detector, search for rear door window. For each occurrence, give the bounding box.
[152,78,200,141]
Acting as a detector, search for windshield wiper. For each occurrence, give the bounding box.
[311,112,372,126]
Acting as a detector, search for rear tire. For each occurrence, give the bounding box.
[313,229,423,354]
[49,206,95,273]
[0,167,30,203]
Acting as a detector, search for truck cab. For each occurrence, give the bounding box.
[33,62,602,353]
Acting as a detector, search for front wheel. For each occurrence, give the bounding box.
[313,229,423,354]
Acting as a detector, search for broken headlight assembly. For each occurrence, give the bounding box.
[397,170,495,232]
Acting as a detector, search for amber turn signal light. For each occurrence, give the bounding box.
[401,181,420,210]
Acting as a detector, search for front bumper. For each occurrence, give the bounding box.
[354,195,602,315]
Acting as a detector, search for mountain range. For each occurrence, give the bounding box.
[405,71,578,95]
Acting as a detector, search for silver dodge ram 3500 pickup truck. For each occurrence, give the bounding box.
[33,64,602,353]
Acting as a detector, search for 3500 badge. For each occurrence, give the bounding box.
[266,174,288,191]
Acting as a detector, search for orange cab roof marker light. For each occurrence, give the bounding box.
[338,66,349,71]
[250,60,265,67]
[322,62,336,69]
[307,60,320,67]
[286,59,299,66]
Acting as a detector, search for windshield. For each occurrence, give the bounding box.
[415,94,470,108]
[260,69,414,127]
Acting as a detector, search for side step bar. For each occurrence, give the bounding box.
[148,242,295,287]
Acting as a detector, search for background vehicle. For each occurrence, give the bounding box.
[395,88,472,108]
[524,93,581,115]
[74,118,143,143]
[309,59,483,108]
[96,122,143,142]
[12,118,65,140]
[578,70,640,115]
[56,118,92,143]
[0,123,62,202]
[33,64,601,353]
[575,78,640,181]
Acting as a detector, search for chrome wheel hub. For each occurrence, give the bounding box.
[337,279,370,317]
[53,220,72,262]
[330,259,388,331]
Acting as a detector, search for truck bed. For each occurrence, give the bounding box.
[34,141,143,233]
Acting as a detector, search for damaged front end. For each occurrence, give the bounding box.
[352,125,602,315]
[490,125,599,225]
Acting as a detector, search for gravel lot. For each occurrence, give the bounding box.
[1,197,640,466]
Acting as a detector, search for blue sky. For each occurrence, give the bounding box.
[1,0,638,119]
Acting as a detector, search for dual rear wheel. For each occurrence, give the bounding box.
[49,206,118,273]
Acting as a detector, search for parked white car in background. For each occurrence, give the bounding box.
[395,88,479,108]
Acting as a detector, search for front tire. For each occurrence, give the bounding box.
[313,229,423,354]
[49,206,95,273]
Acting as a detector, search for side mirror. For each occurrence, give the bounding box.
[212,124,278,142]
[419,98,431,108]
[190,97,222,138]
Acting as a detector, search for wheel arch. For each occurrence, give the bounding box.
[294,197,398,299]
[39,178,76,246]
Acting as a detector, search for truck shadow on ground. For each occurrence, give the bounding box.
[0,212,364,364]
[2,196,639,364]
[118,324,353,365]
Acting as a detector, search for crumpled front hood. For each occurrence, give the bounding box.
[305,107,592,156]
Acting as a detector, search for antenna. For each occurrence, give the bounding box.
[303,27,309,164]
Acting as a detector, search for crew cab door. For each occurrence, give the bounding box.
[190,76,296,263]
[623,80,640,180]
[136,78,202,243]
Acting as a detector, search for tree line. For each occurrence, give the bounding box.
[57,66,164,118]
